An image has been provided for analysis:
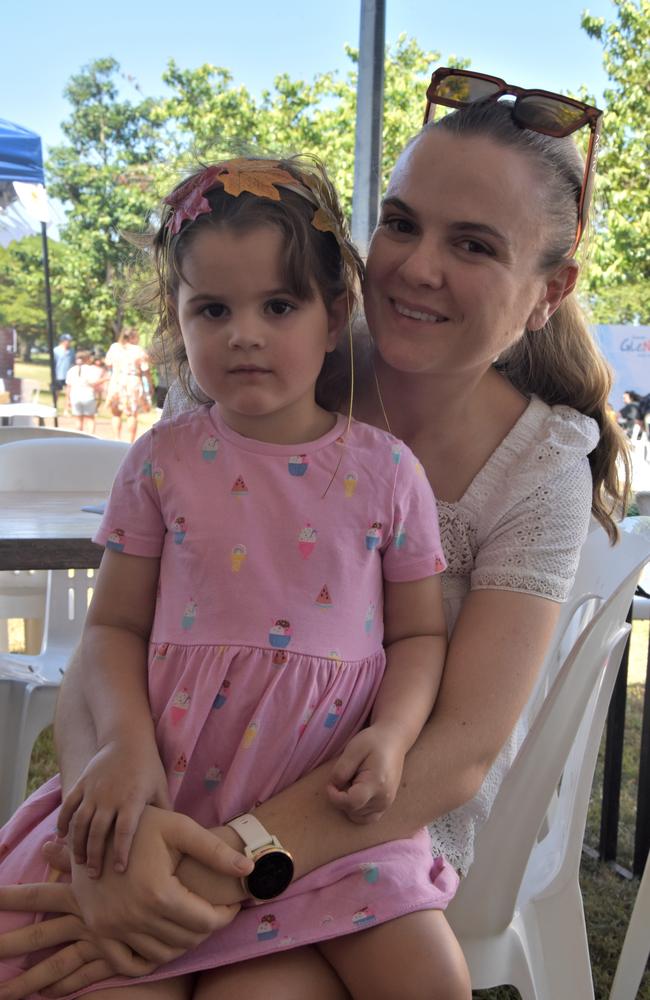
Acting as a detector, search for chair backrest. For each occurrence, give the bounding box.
[447,525,650,936]
[0,426,93,446]
[0,437,129,492]
[19,378,41,404]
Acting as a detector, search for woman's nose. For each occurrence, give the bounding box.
[398,238,445,289]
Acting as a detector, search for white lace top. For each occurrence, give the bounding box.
[432,395,599,873]
[163,384,600,875]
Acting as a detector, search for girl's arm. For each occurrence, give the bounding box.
[57,550,169,877]
[328,575,447,820]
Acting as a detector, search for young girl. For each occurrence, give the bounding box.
[0,156,460,997]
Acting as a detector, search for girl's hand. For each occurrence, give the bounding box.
[69,805,248,955]
[327,725,406,823]
[57,738,171,878]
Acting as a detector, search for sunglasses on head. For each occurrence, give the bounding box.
[424,67,603,256]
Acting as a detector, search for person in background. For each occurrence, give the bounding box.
[617,390,642,438]
[64,350,102,434]
[105,328,151,443]
[52,333,75,405]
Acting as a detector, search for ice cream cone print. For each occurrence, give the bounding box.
[202,436,219,461]
[394,521,407,549]
[212,679,230,709]
[324,698,343,729]
[360,862,380,884]
[141,460,153,478]
[297,523,317,559]
[288,454,309,477]
[181,599,197,630]
[256,914,278,940]
[203,765,222,790]
[365,522,383,551]
[155,642,169,660]
[269,619,292,648]
[391,444,402,465]
[231,475,248,498]
[315,584,332,609]
[364,602,376,635]
[172,516,187,544]
[328,650,342,662]
[242,719,259,748]
[343,471,358,498]
[173,752,187,777]
[106,528,125,552]
[170,687,191,724]
[152,467,164,490]
[230,543,247,573]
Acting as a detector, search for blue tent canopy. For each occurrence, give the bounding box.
[0,118,45,187]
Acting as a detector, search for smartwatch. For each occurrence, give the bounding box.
[227,813,294,901]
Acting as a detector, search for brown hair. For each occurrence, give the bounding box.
[427,101,630,540]
[145,155,364,410]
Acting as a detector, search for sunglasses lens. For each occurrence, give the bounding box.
[437,74,501,105]
[515,95,586,136]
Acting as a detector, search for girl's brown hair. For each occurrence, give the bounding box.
[428,101,630,540]
[145,155,364,411]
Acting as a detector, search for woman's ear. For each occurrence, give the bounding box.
[526,261,579,331]
[326,293,350,352]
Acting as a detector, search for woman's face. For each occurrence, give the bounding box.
[364,128,563,379]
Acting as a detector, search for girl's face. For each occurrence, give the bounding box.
[364,129,572,379]
[174,224,341,443]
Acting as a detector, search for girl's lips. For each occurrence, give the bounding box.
[392,299,448,323]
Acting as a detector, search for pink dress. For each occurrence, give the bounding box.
[0,406,457,996]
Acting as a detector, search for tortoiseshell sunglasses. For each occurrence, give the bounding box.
[424,67,603,256]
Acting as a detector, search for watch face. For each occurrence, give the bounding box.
[247,850,294,901]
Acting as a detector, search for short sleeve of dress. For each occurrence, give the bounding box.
[93,430,166,558]
[382,443,447,583]
[471,404,599,602]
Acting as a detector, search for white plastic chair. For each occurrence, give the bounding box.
[0,427,96,651]
[0,437,129,823]
[446,523,650,1000]
[609,853,650,1000]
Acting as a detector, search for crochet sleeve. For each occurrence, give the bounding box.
[471,425,595,602]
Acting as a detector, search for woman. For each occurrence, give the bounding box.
[105,328,151,443]
[64,350,103,435]
[0,71,629,999]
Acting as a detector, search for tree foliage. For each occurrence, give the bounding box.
[582,0,650,322]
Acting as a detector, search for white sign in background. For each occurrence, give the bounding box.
[593,325,650,410]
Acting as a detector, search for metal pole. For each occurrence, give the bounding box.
[351,0,386,255]
[40,220,58,412]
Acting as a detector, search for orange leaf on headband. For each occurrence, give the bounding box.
[219,161,299,201]
[311,207,337,235]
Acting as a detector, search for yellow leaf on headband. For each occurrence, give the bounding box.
[311,207,337,234]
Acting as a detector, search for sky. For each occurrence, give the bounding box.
[3,0,617,159]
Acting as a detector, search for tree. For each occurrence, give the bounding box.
[581,0,650,323]
[46,58,167,345]
[0,236,68,359]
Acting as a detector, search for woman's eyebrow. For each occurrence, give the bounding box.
[380,196,415,216]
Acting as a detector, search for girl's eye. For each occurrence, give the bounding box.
[266,300,295,316]
[202,303,228,319]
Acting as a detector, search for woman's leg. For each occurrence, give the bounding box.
[194,946,350,1000]
[111,412,122,440]
[126,414,138,443]
[318,911,471,1000]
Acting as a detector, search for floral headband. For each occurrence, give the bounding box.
[163,158,339,239]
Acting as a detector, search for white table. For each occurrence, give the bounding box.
[0,491,106,570]
[0,403,58,427]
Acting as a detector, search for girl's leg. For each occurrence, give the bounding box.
[126,414,138,443]
[318,910,471,1000]
[84,976,192,999]
[194,946,350,1000]
[111,412,122,440]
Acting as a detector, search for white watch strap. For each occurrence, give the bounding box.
[227,813,274,852]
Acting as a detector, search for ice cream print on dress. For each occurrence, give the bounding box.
[172,516,187,544]
[201,435,219,460]
[298,523,317,559]
[288,454,309,476]
[181,599,197,630]
[106,528,125,552]
[365,522,383,551]
[269,619,292,648]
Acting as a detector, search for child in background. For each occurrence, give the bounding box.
[0,155,458,998]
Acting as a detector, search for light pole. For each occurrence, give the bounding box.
[351,0,386,255]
